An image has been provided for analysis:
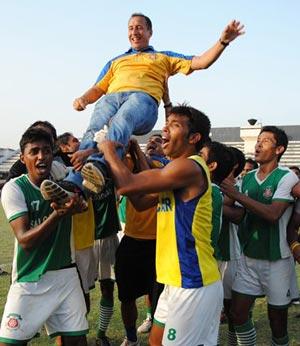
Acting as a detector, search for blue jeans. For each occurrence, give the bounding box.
[65,91,158,188]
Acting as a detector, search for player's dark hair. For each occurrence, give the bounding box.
[29,120,57,141]
[203,141,235,184]
[20,128,54,153]
[56,132,73,147]
[228,147,246,178]
[168,103,211,151]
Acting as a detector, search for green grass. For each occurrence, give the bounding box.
[1,205,300,345]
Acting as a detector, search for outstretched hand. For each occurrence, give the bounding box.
[221,20,245,43]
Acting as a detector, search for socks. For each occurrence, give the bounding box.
[271,335,289,346]
[146,306,152,320]
[97,296,114,338]
[234,320,256,346]
[228,322,238,346]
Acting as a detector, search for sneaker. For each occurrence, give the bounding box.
[81,162,107,194]
[120,336,140,346]
[40,179,75,206]
[137,317,152,333]
[96,336,111,346]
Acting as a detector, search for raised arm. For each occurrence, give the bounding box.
[99,140,203,196]
[191,20,245,70]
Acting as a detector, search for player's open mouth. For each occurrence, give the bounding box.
[162,137,169,148]
[36,163,48,173]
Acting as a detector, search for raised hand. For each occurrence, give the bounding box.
[220,20,245,43]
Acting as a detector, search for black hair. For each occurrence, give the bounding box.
[245,158,258,169]
[228,147,246,178]
[29,120,57,141]
[20,128,54,153]
[260,126,288,162]
[203,141,235,185]
[289,166,300,174]
[168,104,211,151]
[56,132,73,147]
[130,13,152,32]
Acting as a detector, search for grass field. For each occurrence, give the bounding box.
[1,205,300,345]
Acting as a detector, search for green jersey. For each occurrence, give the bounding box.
[211,184,223,259]
[93,181,121,239]
[1,175,74,283]
[239,167,297,260]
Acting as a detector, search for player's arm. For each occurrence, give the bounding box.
[191,20,244,70]
[100,140,202,195]
[73,84,105,111]
[221,177,292,224]
[9,197,86,251]
[287,205,300,263]
[223,204,245,224]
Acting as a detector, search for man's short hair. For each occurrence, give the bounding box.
[203,141,234,185]
[169,104,211,151]
[260,125,288,161]
[130,13,152,32]
[228,147,246,178]
[56,132,73,147]
[29,120,57,141]
[20,128,54,153]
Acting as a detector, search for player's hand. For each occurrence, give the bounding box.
[51,195,87,216]
[69,150,89,171]
[73,97,89,111]
[94,125,109,144]
[221,178,239,199]
[220,20,245,43]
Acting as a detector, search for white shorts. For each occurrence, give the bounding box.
[219,259,241,300]
[0,267,88,343]
[154,281,223,346]
[232,255,292,306]
[94,234,119,281]
[75,246,97,293]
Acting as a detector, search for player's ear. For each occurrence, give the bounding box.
[189,132,201,146]
[207,161,217,173]
[20,152,25,164]
[276,145,285,157]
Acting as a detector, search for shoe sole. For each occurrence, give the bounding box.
[40,179,74,206]
[81,163,105,194]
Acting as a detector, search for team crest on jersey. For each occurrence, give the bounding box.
[6,313,22,330]
[263,186,273,199]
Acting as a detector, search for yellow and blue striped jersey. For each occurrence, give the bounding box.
[156,155,220,288]
[95,46,193,103]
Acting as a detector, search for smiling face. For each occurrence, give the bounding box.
[20,140,53,186]
[128,15,152,51]
[254,131,283,164]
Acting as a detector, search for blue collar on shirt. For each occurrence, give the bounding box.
[126,45,155,54]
